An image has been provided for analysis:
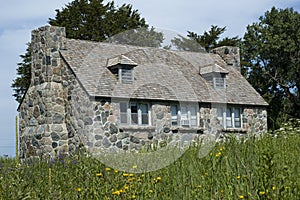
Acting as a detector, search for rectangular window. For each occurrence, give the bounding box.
[173,104,198,128]
[120,102,149,125]
[119,68,134,83]
[216,106,242,129]
[120,102,128,124]
[214,77,225,89]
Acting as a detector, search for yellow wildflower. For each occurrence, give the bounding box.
[124,185,129,190]
[239,195,244,199]
[237,175,241,179]
[272,186,276,190]
[112,190,121,195]
[114,170,118,173]
[76,187,82,192]
[96,173,103,177]
[105,167,111,171]
[131,195,136,199]
[149,189,153,193]
[156,176,162,181]
[216,152,221,157]
[129,173,134,177]
[259,191,265,195]
[123,173,129,177]
[132,165,137,169]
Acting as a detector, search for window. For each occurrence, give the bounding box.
[171,104,198,128]
[119,68,134,83]
[120,102,149,125]
[217,107,242,129]
[214,77,225,89]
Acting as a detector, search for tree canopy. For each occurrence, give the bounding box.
[171,25,240,52]
[242,7,300,129]
[12,0,162,103]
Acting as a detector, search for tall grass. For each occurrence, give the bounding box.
[0,130,299,199]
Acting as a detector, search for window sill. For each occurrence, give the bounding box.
[222,128,247,133]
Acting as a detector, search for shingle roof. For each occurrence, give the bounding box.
[60,39,268,106]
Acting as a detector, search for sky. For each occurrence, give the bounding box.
[0,0,299,157]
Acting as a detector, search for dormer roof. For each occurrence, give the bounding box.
[106,54,138,68]
[200,63,229,75]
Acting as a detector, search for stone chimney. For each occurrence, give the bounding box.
[31,25,66,86]
[212,46,240,72]
[19,26,68,158]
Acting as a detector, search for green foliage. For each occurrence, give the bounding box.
[171,25,240,52]
[1,132,299,199]
[11,43,32,103]
[49,0,147,41]
[242,7,300,129]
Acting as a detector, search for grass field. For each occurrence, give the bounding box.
[0,122,299,199]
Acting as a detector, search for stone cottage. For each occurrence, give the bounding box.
[18,26,268,158]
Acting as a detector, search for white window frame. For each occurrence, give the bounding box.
[213,76,226,89]
[119,102,151,126]
[118,67,134,84]
[171,103,198,128]
[217,106,242,129]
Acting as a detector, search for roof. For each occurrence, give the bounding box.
[60,39,268,106]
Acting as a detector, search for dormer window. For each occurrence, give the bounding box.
[119,67,134,83]
[106,55,137,84]
[200,64,228,89]
[213,74,226,89]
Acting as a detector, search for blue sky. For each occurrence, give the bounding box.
[0,0,299,157]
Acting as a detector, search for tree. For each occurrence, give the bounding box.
[11,43,32,103]
[242,7,300,129]
[48,0,147,41]
[13,0,162,103]
[171,25,240,52]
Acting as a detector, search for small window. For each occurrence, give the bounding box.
[119,68,134,83]
[214,77,225,89]
[120,102,149,126]
[217,107,242,129]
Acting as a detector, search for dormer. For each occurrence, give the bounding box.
[200,64,228,89]
[106,55,138,84]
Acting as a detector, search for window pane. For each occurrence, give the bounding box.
[130,103,138,125]
[140,104,148,114]
[131,113,138,125]
[171,105,178,126]
[234,108,241,128]
[226,108,232,127]
[142,114,148,125]
[120,113,127,124]
[120,102,127,112]
[140,104,149,125]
